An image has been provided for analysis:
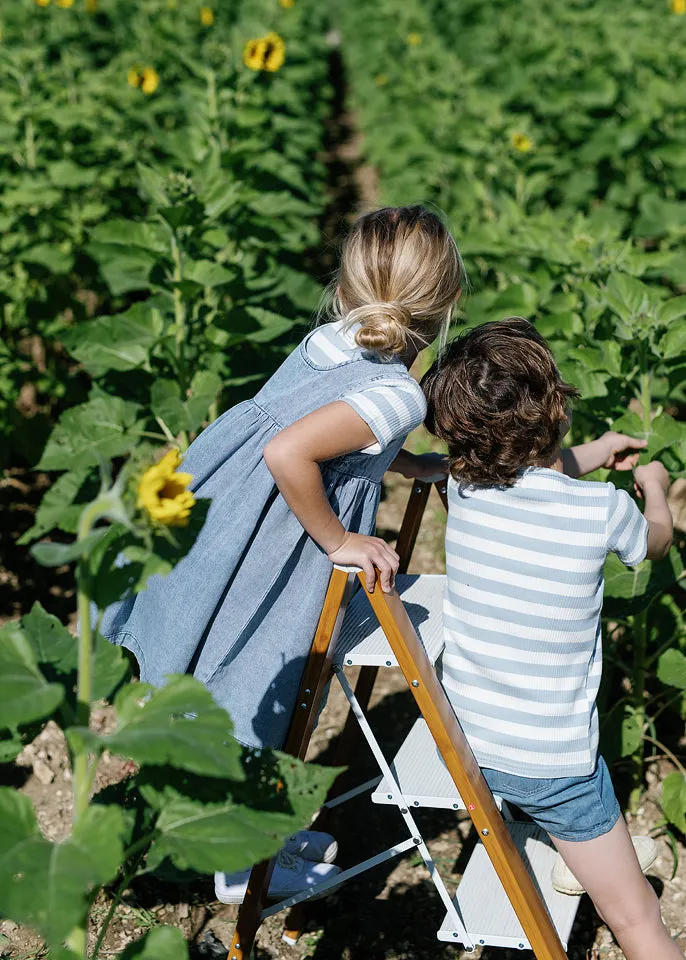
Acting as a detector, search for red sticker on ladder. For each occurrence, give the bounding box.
[467,803,475,811]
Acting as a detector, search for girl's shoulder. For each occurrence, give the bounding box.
[304,320,360,367]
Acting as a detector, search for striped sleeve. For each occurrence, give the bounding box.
[342,379,427,452]
[606,484,648,566]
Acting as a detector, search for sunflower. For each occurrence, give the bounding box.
[55,0,75,7]
[407,32,422,46]
[141,67,160,95]
[138,450,195,527]
[243,31,286,72]
[128,67,142,88]
[200,6,214,26]
[280,0,295,7]
[673,0,686,14]
[34,0,51,6]
[511,131,533,152]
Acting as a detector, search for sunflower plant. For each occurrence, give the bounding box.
[0,448,336,960]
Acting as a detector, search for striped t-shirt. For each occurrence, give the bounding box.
[441,467,648,778]
[306,320,426,454]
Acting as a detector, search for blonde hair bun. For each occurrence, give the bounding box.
[348,301,412,356]
[330,205,465,359]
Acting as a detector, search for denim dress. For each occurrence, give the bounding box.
[101,329,423,748]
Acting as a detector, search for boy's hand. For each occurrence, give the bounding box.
[634,461,670,499]
[601,431,648,471]
[399,452,449,482]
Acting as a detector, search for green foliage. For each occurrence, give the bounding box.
[0,456,338,958]
[0,0,331,471]
[341,0,686,831]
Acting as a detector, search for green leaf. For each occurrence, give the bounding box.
[85,243,158,296]
[37,395,143,472]
[30,528,110,568]
[151,372,220,436]
[603,553,651,601]
[183,259,235,288]
[244,306,294,343]
[17,469,95,544]
[0,624,64,729]
[0,792,126,947]
[20,603,128,703]
[90,219,169,255]
[620,707,643,758]
[185,371,221,433]
[137,163,169,207]
[106,676,244,780]
[119,926,189,960]
[18,244,74,275]
[151,380,187,436]
[605,273,650,324]
[660,311,686,360]
[147,795,306,873]
[657,649,686,691]
[62,302,165,376]
[21,603,76,673]
[661,771,686,834]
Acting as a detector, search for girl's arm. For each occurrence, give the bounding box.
[562,431,647,478]
[263,401,400,593]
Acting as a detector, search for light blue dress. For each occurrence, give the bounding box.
[101,324,426,748]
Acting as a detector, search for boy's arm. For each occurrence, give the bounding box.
[634,462,673,561]
[562,431,647,478]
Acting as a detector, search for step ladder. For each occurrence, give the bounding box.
[227,480,579,959]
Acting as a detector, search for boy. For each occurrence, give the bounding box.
[423,318,679,960]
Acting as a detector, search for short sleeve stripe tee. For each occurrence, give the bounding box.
[306,321,426,453]
[442,468,648,778]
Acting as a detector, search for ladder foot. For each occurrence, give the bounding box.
[282,903,307,945]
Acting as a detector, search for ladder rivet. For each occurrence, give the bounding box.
[518,945,525,950]
[305,688,311,694]
[300,703,307,709]
[346,659,352,665]
[385,660,392,666]
[234,946,240,951]
[481,828,489,836]
[400,808,407,814]
[411,680,419,687]
[413,837,420,844]
[414,485,422,494]
[452,932,459,938]
[480,940,485,945]
[413,801,419,806]
[387,794,393,800]
[452,803,459,809]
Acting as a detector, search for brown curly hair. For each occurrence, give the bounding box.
[422,318,579,487]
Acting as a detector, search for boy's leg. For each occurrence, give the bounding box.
[551,818,683,960]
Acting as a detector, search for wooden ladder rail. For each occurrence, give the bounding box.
[229,479,568,959]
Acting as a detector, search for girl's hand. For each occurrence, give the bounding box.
[601,431,648,471]
[328,533,400,594]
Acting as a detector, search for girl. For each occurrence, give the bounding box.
[101,205,464,900]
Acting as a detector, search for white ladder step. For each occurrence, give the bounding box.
[372,718,502,810]
[334,574,445,668]
[439,822,579,950]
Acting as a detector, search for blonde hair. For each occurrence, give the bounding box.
[329,206,465,358]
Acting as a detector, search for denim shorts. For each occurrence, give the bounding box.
[482,756,622,843]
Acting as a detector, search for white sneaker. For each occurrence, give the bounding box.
[214,850,342,904]
[283,829,338,863]
[552,835,658,896]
